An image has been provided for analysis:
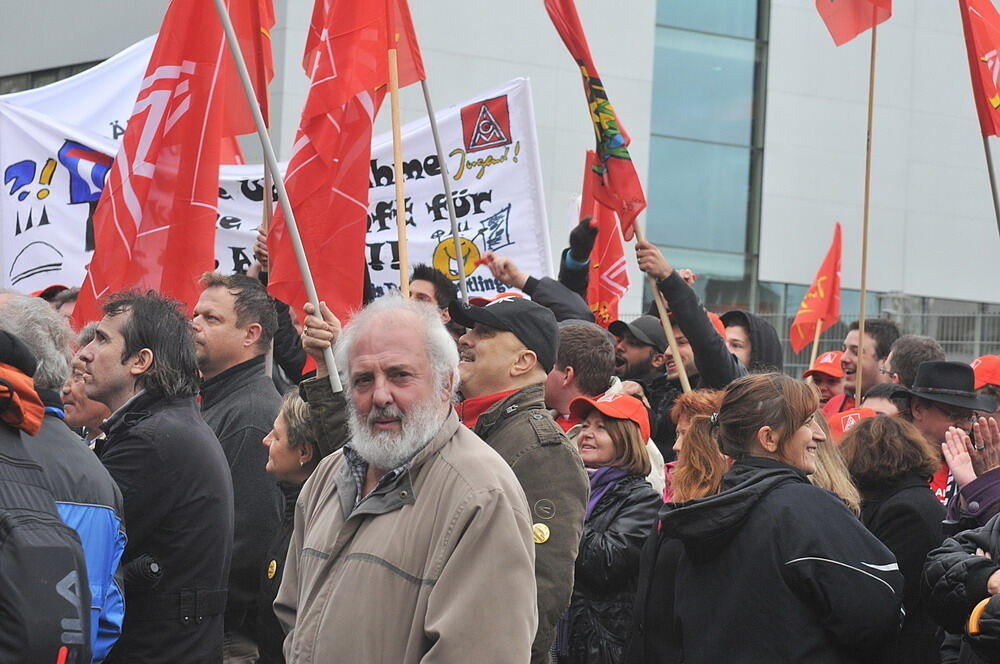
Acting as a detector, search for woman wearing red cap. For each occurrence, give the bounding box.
[554,394,660,664]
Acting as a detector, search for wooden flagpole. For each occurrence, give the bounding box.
[632,225,691,394]
[212,0,342,391]
[388,49,411,297]
[856,22,879,402]
[805,320,823,385]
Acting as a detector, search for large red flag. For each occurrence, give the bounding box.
[816,0,892,46]
[582,152,629,327]
[74,0,261,326]
[266,0,424,321]
[544,0,646,240]
[789,223,842,353]
[960,0,1000,137]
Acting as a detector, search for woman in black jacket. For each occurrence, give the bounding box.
[255,391,320,664]
[656,373,904,664]
[556,393,660,664]
[840,415,945,663]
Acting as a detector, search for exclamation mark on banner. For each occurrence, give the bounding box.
[37,158,56,200]
[512,141,520,163]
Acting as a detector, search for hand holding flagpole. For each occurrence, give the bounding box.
[212,0,342,391]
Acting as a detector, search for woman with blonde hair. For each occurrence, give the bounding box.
[810,413,862,515]
[840,416,944,664]
[653,373,903,663]
[556,393,660,663]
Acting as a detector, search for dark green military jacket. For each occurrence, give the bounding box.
[472,383,589,664]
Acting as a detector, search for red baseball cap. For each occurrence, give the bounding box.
[971,355,1000,390]
[803,350,844,379]
[569,393,650,441]
[827,407,877,444]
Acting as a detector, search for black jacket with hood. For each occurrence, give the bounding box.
[720,310,784,373]
[657,457,904,664]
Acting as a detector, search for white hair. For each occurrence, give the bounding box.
[0,295,72,390]
[334,294,459,399]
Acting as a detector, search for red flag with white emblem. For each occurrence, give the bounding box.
[960,0,1000,137]
[73,0,262,326]
[266,0,424,320]
[582,151,629,327]
[789,223,842,353]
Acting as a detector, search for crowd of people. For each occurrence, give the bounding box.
[3,217,1000,663]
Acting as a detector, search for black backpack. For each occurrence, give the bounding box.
[0,422,92,663]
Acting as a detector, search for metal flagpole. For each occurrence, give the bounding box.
[212,0,342,391]
[420,79,469,299]
[982,135,1000,238]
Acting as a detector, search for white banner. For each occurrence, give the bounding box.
[1,77,551,299]
[0,36,155,143]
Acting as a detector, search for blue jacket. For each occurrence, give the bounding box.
[24,392,126,663]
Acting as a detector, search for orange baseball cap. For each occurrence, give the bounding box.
[569,393,650,441]
[827,407,877,443]
[803,350,844,379]
[971,355,1000,390]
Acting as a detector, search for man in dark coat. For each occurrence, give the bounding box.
[720,309,784,372]
[79,292,234,664]
[193,273,283,661]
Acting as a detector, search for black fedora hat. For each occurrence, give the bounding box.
[905,361,998,412]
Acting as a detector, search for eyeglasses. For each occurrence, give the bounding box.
[931,402,978,425]
[878,366,896,377]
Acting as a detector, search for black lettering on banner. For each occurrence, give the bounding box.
[218,216,242,230]
[366,198,415,233]
[367,240,400,271]
[368,154,442,188]
[230,247,253,274]
[425,189,493,222]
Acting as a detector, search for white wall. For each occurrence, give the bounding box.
[760,0,1000,304]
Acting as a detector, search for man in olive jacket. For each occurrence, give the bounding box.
[449,296,589,663]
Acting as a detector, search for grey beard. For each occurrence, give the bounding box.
[348,398,446,471]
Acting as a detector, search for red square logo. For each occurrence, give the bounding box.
[461,95,512,152]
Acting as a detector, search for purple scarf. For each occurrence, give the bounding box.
[585,466,628,520]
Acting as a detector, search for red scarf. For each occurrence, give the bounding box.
[0,363,43,435]
[929,463,953,505]
[457,389,519,429]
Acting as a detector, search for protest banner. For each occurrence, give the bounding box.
[0,78,551,300]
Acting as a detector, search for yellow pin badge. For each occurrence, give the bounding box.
[267,560,277,579]
[532,523,550,544]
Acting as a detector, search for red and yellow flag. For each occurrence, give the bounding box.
[581,151,629,327]
[816,0,892,46]
[960,0,1000,137]
[789,223,842,353]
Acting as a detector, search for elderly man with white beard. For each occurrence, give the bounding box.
[273,295,537,663]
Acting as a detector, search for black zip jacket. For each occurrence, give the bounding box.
[858,472,944,664]
[101,392,234,664]
[256,481,302,664]
[658,457,904,664]
[563,474,660,663]
[200,355,283,636]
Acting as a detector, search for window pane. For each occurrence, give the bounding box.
[646,136,750,253]
[652,27,757,145]
[657,0,758,39]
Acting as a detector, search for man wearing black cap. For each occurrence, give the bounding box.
[449,296,589,664]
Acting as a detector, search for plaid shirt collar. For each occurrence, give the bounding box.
[342,444,410,508]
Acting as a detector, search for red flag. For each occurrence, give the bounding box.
[544,0,646,240]
[960,0,1000,137]
[266,0,423,321]
[74,0,257,326]
[582,152,629,327]
[789,223,842,353]
[816,0,892,46]
[232,0,276,123]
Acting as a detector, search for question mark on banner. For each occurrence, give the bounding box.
[4,160,36,202]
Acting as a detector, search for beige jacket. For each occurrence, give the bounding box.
[274,411,537,663]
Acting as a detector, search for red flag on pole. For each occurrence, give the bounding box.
[959,0,1000,137]
[789,223,842,353]
[582,152,629,327]
[544,0,646,240]
[815,0,892,46]
[74,0,259,326]
[266,0,424,320]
